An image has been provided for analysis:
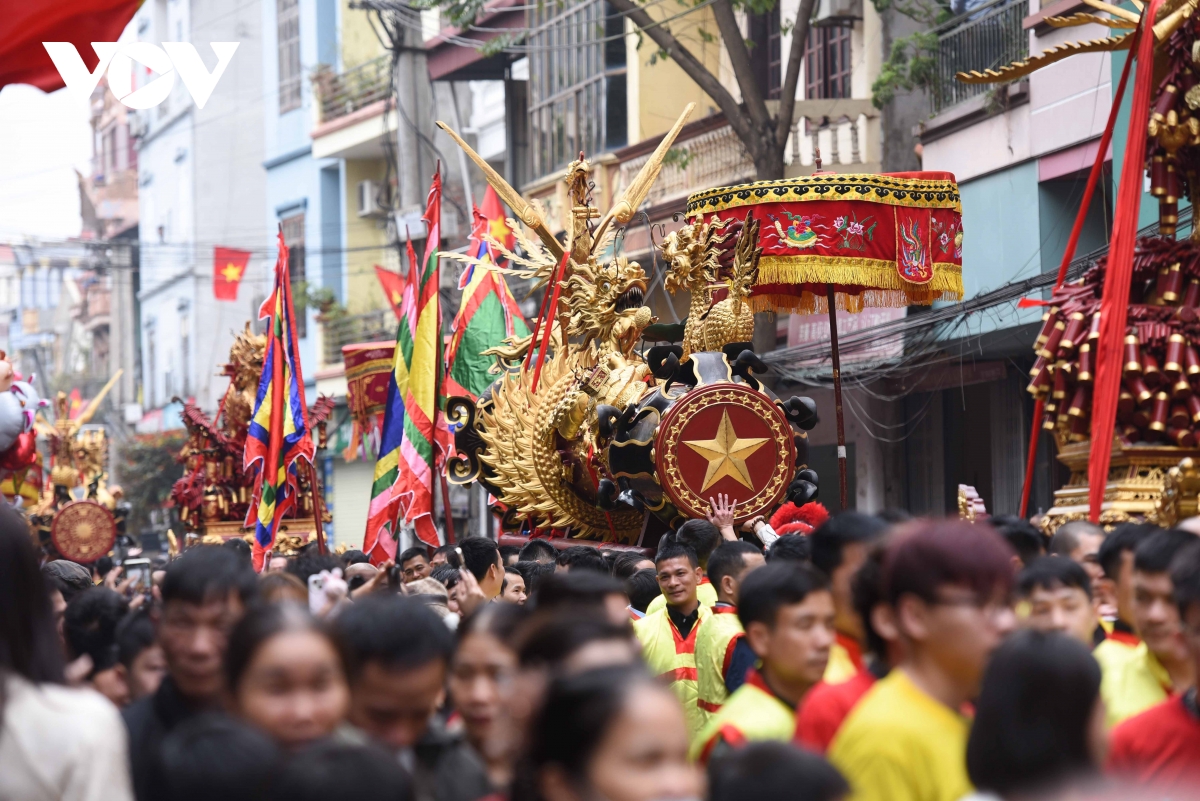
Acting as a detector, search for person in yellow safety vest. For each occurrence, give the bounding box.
[1101,529,1198,726]
[634,537,712,739]
[692,561,835,763]
[810,513,887,685]
[695,541,766,728]
[644,517,727,616]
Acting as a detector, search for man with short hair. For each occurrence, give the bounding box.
[65,587,130,706]
[1096,523,1160,647]
[795,542,893,754]
[336,595,484,801]
[695,541,766,726]
[1108,541,1200,787]
[122,546,258,801]
[829,520,1016,801]
[692,562,835,763]
[499,544,521,566]
[555,545,609,574]
[634,540,712,738]
[1101,528,1199,726]
[810,513,887,685]
[1017,556,1098,647]
[397,546,432,584]
[990,515,1046,569]
[430,544,456,569]
[644,519,723,614]
[1049,520,1105,586]
[518,538,558,564]
[115,610,167,703]
[458,537,504,599]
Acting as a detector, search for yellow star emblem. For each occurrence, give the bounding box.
[488,216,509,242]
[221,262,243,282]
[683,410,768,492]
[391,290,402,305]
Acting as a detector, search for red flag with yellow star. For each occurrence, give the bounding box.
[214,247,251,301]
[479,185,513,253]
[375,265,407,320]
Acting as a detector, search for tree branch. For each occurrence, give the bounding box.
[709,0,772,130]
[606,0,759,150]
[775,0,818,145]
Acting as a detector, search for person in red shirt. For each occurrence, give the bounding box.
[1108,540,1200,790]
[809,513,888,685]
[796,542,899,753]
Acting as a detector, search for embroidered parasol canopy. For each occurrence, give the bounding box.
[686,171,966,314]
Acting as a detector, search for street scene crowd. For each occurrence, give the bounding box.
[5,498,1200,801]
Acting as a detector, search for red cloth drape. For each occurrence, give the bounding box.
[1017,14,1142,518]
[0,0,141,93]
[1087,0,1164,521]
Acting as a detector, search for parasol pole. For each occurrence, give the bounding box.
[826,283,849,510]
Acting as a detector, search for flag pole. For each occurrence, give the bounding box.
[308,460,328,555]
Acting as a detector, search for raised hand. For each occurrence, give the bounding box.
[707,493,739,541]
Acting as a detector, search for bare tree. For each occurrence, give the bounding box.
[606,0,818,180]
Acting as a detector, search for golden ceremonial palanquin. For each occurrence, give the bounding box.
[441,107,822,546]
[960,0,1200,529]
[169,325,334,547]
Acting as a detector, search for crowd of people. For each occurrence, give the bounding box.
[4,499,1200,801]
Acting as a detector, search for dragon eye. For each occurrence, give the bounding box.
[601,282,610,292]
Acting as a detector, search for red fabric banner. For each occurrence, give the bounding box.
[1087,0,1162,521]
[213,247,251,302]
[375,265,407,320]
[0,0,140,92]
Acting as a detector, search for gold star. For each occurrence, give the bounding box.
[684,410,768,492]
[391,290,402,305]
[221,262,243,282]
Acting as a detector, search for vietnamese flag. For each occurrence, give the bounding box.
[214,247,251,301]
[375,265,407,320]
[479,185,513,254]
[0,0,140,93]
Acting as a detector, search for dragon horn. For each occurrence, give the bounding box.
[435,121,564,262]
[592,103,696,246]
[74,369,124,427]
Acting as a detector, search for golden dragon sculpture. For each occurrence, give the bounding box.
[440,106,821,543]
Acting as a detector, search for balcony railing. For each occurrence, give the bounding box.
[321,308,395,365]
[617,125,756,209]
[932,0,1030,114]
[313,55,391,125]
[784,99,879,170]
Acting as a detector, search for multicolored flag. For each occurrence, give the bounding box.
[363,173,446,560]
[244,231,314,571]
[480,185,514,252]
[444,203,530,399]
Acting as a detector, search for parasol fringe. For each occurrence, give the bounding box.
[757,256,963,292]
[748,288,962,315]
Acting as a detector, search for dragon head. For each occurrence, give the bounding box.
[563,255,652,355]
[661,218,731,295]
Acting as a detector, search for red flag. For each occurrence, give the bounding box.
[375,265,407,320]
[214,248,251,301]
[0,0,141,93]
[479,185,514,253]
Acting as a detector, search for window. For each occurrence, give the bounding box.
[749,8,782,100]
[278,0,302,113]
[281,213,307,338]
[528,1,628,179]
[805,26,852,99]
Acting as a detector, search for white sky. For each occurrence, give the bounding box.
[0,83,93,242]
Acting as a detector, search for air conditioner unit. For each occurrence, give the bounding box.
[358,180,384,218]
[814,0,862,26]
